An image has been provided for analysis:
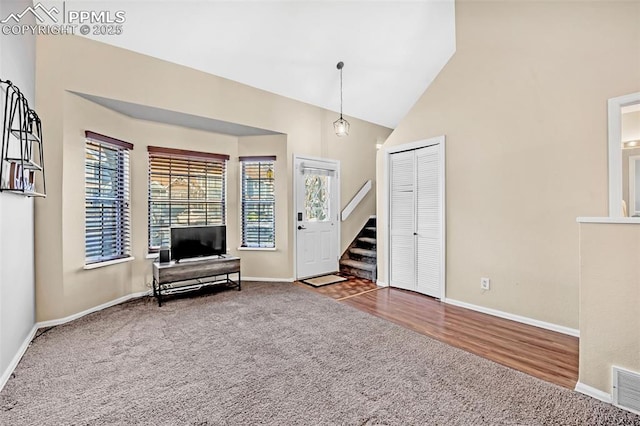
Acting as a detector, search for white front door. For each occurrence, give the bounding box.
[294,156,340,279]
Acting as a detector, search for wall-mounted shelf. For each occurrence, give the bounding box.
[0,79,46,198]
[10,129,40,142]
[4,159,42,171]
[2,189,46,197]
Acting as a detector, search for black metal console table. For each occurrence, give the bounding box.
[152,256,241,306]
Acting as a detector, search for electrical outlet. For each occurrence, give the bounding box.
[480,277,490,290]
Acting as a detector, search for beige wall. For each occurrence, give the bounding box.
[578,222,640,394]
[377,1,640,329]
[35,35,391,321]
[237,135,289,279]
[325,109,382,254]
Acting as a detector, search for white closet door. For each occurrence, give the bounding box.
[415,145,441,298]
[389,150,415,291]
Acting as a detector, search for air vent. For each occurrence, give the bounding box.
[613,366,640,415]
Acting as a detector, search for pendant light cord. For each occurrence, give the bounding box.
[333,61,349,136]
[340,67,343,119]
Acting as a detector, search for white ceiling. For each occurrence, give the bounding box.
[43,1,457,128]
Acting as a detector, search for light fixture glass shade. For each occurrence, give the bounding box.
[333,116,350,137]
[623,139,640,149]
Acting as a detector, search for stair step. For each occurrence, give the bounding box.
[349,247,376,258]
[340,259,376,272]
[340,265,375,282]
[357,237,376,245]
[365,227,376,232]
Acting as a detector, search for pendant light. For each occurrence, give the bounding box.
[333,61,350,137]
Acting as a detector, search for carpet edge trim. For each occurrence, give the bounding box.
[444,298,580,337]
[575,381,612,404]
[0,324,38,392]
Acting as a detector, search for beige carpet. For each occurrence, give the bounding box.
[1,282,638,425]
[301,274,347,287]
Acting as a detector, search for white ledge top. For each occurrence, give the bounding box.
[577,217,640,224]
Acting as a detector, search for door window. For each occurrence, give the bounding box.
[304,174,330,222]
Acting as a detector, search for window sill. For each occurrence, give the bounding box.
[237,247,277,251]
[84,256,135,270]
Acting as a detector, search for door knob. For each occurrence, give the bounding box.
[298,225,306,230]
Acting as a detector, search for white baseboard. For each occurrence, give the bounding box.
[444,298,580,337]
[242,277,295,282]
[376,280,388,287]
[0,324,38,392]
[38,290,151,328]
[575,381,612,404]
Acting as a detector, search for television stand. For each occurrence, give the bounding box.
[152,256,240,306]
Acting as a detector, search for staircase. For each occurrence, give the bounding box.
[340,217,377,281]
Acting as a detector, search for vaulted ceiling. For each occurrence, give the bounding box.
[45,0,456,128]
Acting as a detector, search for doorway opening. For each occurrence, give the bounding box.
[608,92,640,217]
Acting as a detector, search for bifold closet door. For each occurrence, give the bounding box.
[415,145,441,298]
[389,144,442,298]
[389,150,415,291]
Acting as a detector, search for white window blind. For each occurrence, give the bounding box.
[148,146,229,252]
[240,156,276,248]
[84,131,133,265]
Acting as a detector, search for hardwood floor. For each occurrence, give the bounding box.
[296,278,579,389]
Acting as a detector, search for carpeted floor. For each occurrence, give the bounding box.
[1,282,638,425]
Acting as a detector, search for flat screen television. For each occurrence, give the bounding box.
[170,225,226,262]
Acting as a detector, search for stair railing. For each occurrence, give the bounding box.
[341,179,372,221]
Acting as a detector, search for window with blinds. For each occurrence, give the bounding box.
[240,156,276,248]
[85,131,133,265]
[148,147,229,252]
